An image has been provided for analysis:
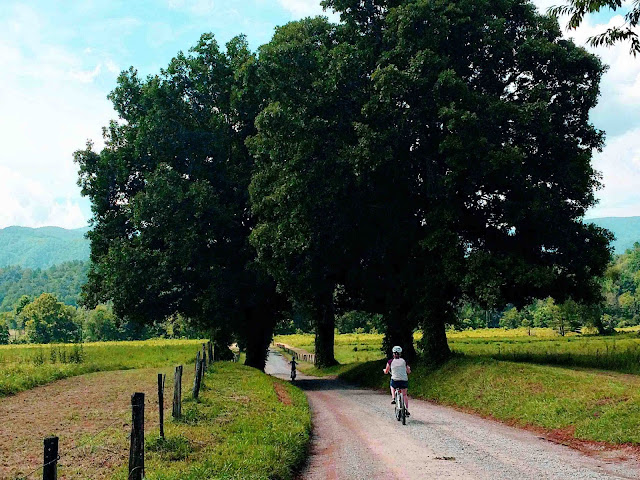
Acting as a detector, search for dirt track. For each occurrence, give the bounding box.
[265,350,640,480]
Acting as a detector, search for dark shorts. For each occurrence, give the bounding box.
[390,379,408,389]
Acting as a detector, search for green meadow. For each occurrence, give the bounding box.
[0,339,204,397]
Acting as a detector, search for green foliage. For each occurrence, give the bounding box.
[74,34,282,370]
[0,261,88,312]
[602,243,640,327]
[0,226,89,269]
[0,316,8,344]
[21,293,80,343]
[499,307,522,330]
[336,310,384,334]
[549,1,640,55]
[83,304,119,341]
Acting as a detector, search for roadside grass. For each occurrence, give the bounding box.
[0,339,204,397]
[276,330,640,445]
[340,356,640,445]
[110,362,311,480]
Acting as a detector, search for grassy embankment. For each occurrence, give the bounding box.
[0,341,311,479]
[276,329,640,444]
[0,339,205,397]
[109,362,311,480]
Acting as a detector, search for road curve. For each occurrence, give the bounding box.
[265,349,640,480]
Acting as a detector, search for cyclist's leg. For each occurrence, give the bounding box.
[401,388,409,408]
[390,384,396,401]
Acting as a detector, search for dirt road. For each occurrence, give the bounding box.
[265,350,640,480]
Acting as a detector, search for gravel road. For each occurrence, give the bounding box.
[265,350,640,480]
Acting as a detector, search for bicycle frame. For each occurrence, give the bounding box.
[394,388,407,425]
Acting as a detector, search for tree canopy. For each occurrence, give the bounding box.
[76,0,612,367]
[549,0,640,55]
[75,35,282,369]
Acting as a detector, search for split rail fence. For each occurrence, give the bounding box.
[274,342,316,364]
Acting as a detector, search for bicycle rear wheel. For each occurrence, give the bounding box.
[400,393,406,425]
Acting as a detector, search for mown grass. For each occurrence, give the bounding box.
[0,339,204,397]
[110,362,311,480]
[340,356,640,444]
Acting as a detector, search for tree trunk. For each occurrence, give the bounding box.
[420,315,451,365]
[244,307,277,371]
[383,306,417,362]
[314,290,337,367]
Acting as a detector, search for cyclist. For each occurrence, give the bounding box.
[290,357,297,380]
[383,345,411,416]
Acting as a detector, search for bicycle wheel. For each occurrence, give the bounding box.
[400,393,406,425]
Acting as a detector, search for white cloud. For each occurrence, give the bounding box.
[0,6,116,229]
[0,167,88,229]
[588,127,640,218]
[70,63,102,83]
[277,0,339,20]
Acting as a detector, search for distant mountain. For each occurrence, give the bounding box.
[589,217,640,254]
[0,226,90,269]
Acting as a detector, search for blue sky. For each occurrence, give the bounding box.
[0,0,638,229]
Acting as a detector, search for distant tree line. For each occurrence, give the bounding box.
[0,292,199,345]
[74,0,612,369]
[0,261,88,312]
[453,243,640,334]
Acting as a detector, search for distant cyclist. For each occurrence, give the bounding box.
[383,345,411,416]
[290,357,297,381]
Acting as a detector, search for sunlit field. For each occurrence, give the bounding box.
[0,339,204,397]
[276,327,640,375]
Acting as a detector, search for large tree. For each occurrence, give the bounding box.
[75,34,282,370]
[248,18,373,366]
[319,0,613,362]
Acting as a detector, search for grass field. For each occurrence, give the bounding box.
[275,328,640,445]
[276,327,640,375]
[0,339,205,397]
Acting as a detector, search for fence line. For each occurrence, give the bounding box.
[18,340,217,479]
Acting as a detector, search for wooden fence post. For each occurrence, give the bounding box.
[129,392,145,480]
[202,343,207,370]
[193,357,203,399]
[158,373,165,439]
[43,436,58,480]
[172,365,183,419]
[208,342,213,365]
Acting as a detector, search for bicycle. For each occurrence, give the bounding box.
[394,388,407,425]
[290,359,297,381]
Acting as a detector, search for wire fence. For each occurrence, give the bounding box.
[13,341,213,480]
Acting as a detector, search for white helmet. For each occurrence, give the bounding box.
[392,346,402,354]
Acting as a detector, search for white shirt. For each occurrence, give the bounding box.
[389,358,408,381]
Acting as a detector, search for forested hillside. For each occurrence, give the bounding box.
[0,261,88,311]
[590,217,640,254]
[0,226,90,269]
